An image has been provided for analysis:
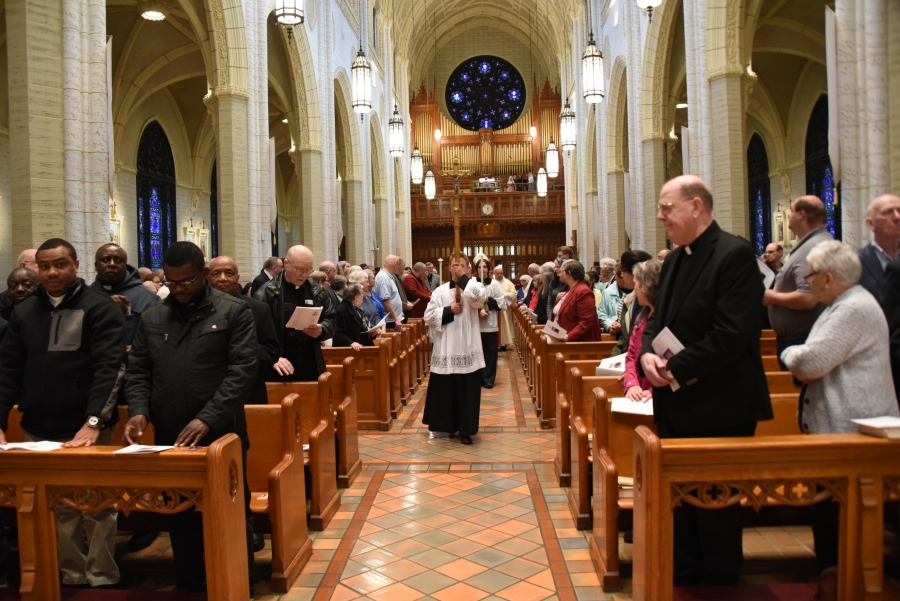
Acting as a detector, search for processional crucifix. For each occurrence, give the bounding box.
[441,157,473,301]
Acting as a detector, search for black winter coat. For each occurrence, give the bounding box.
[90,264,160,345]
[231,290,280,404]
[0,280,126,439]
[125,285,258,445]
[334,299,375,347]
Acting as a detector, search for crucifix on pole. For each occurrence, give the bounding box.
[440,157,473,301]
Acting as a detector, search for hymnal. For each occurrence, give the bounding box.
[651,327,685,391]
[851,416,900,439]
[611,397,654,416]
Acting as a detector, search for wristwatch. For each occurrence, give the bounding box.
[85,416,101,429]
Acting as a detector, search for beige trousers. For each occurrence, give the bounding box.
[25,429,120,586]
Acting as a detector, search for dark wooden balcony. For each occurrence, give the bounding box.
[410,190,565,225]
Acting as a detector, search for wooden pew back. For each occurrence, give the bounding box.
[537,339,616,428]
[323,342,392,430]
[326,357,362,487]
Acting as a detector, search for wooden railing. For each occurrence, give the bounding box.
[410,191,566,225]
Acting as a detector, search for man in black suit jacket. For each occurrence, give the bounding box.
[641,175,773,586]
[882,255,900,407]
[250,256,283,296]
[857,194,900,301]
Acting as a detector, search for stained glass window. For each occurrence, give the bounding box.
[210,163,219,258]
[445,56,526,132]
[136,121,176,270]
[805,95,841,239]
[746,134,771,255]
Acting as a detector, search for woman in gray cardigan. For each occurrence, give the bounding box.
[781,240,899,581]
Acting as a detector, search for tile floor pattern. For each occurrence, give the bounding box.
[101,347,816,600]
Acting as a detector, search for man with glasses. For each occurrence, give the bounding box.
[256,244,337,382]
[762,243,783,276]
[124,241,258,592]
[90,244,160,344]
[763,196,832,364]
[640,175,771,587]
[858,194,900,300]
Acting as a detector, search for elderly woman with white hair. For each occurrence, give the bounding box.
[781,240,899,580]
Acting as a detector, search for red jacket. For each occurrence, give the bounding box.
[402,273,432,319]
[555,281,602,342]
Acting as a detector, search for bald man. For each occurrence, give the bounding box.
[641,175,771,586]
[210,256,279,404]
[858,194,900,300]
[764,195,832,360]
[255,245,337,382]
[17,249,37,273]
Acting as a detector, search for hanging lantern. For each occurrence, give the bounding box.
[274,0,304,25]
[546,139,559,178]
[389,105,404,157]
[139,1,167,20]
[537,168,548,197]
[410,144,423,184]
[424,171,436,200]
[351,47,372,114]
[559,100,576,152]
[582,32,604,104]
[635,0,662,21]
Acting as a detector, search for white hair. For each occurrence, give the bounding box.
[348,270,368,286]
[806,240,862,286]
[599,258,616,275]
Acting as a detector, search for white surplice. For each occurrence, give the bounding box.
[424,277,487,375]
[495,276,517,345]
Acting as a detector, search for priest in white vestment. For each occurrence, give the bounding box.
[493,265,517,350]
[422,254,487,444]
[475,256,513,388]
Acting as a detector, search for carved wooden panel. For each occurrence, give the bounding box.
[671,478,845,511]
[0,485,14,508]
[48,486,203,516]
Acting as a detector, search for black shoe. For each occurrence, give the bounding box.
[253,533,265,552]
[460,436,473,445]
[623,530,633,544]
[484,383,494,389]
[127,531,159,553]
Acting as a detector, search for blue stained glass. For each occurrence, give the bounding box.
[479,62,491,74]
[445,56,525,132]
[166,204,174,245]
[754,190,765,254]
[822,165,836,238]
[451,92,463,103]
[480,118,493,129]
[509,90,519,101]
[501,71,509,79]
[149,188,163,270]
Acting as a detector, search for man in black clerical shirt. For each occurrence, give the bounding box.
[90,244,160,344]
[640,175,772,587]
[255,244,337,381]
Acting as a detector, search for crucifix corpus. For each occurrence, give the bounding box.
[441,157,473,301]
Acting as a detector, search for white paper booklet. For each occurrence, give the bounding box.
[651,327,685,391]
[611,397,654,416]
[757,258,776,290]
[595,356,626,376]
[286,306,322,330]
[851,416,900,439]
[113,445,176,454]
[0,441,63,452]
[366,315,387,335]
[543,321,567,341]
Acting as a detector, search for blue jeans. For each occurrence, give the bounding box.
[776,337,807,371]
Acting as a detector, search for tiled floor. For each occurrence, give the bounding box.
[91,347,821,600]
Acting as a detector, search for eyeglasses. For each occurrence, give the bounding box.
[657,202,675,214]
[284,260,312,276]
[163,272,203,289]
[803,271,819,283]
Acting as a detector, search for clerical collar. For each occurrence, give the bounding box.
[683,221,718,256]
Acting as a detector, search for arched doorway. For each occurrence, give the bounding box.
[747,134,771,255]
[805,95,840,239]
[136,122,176,270]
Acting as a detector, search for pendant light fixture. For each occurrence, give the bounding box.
[351,47,372,114]
[274,0,304,26]
[139,0,167,20]
[424,171,436,199]
[559,99,576,152]
[389,105,404,157]
[410,144,423,184]
[582,33,604,103]
[636,0,662,21]
[536,168,548,197]
[546,138,559,178]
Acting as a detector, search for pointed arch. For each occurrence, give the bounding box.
[746,134,771,254]
[206,0,250,92]
[640,0,683,140]
[369,114,388,201]
[280,24,322,151]
[136,121,177,270]
[606,57,629,173]
[334,69,362,181]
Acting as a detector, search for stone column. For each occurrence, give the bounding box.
[607,172,628,258]
[299,150,327,260]
[708,72,752,238]
[344,178,367,264]
[641,138,667,250]
[7,0,66,252]
[207,90,253,272]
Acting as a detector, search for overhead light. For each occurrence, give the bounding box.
[434,128,442,140]
[676,102,688,109]
[546,139,559,178]
[559,100,576,152]
[389,105,404,158]
[282,118,289,123]
[274,0,304,26]
[636,0,662,21]
[529,125,537,138]
[582,32,604,104]
[139,1,167,20]
[351,47,372,114]
[537,168,548,197]
[424,171,436,200]
[410,144,424,184]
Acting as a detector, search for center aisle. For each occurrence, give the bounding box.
[265,349,615,601]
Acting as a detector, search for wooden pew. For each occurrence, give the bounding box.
[0,435,250,601]
[323,341,392,431]
[631,427,900,601]
[535,337,616,428]
[762,355,783,372]
[590,388,802,590]
[326,357,362,487]
[379,333,404,417]
[761,337,777,356]
[403,325,417,396]
[245,393,313,591]
[266,374,340,530]
[407,318,425,386]
[4,406,156,446]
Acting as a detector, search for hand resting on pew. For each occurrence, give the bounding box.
[273,356,295,376]
[123,414,149,444]
[61,422,102,448]
[175,418,211,447]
